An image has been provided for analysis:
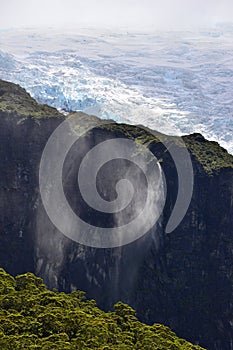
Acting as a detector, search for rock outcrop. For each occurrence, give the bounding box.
[0,80,233,350]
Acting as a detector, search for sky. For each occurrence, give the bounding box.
[0,0,233,30]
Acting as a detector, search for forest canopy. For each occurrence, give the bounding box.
[0,268,205,349]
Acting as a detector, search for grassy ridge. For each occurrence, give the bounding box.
[1,79,233,174]
[0,80,62,118]
[183,133,233,174]
[98,122,233,174]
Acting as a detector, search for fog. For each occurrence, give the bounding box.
[1,0,233,31]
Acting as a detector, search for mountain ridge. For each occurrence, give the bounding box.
[1,79,233,175]
[0,79,232,349]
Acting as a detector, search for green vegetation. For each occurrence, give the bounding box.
[98,122,160,145]
[1,79,232,173]
[0,268,205,349]
[99,122,233,174]
[0,80,63,118]
[183,133,233,174]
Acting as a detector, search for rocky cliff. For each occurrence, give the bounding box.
[0,80,233,350]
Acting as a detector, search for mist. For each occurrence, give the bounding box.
[1,0,233,31]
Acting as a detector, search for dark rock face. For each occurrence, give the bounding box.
[0,111,64,275]
[0,80,233,350]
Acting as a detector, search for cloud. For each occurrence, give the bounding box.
[0,0,233,30]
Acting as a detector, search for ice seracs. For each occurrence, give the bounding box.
[0,28,233,153]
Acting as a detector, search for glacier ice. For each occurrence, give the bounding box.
[0,27,233,153]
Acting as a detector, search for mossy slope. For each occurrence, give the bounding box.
[96,120,233,174]
[0,80,63,118]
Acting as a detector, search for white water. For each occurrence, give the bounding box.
[1,25,233,153]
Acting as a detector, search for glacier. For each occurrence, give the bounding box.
[0,26,233,153]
